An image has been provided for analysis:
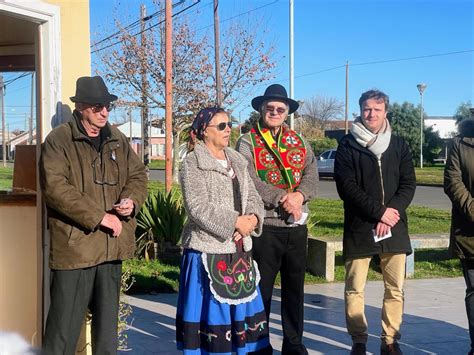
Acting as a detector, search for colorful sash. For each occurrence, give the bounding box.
[250,122,307,190]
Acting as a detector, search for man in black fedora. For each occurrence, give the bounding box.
[236,84,318,354]
[40,76,148,354]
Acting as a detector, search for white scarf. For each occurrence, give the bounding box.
[350,117,391,158]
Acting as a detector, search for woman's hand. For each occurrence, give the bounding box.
[235,214,258,236]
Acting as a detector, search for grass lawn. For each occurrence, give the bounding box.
[0,167,13,191]
[125,248,462,294]
[126,196,456,294]
[308,199,450,237]
[148,159,166,169]
[415,165,444,185]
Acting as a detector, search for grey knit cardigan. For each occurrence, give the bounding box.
[179,142,264,254]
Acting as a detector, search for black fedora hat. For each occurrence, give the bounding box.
[70,76,118,104]
[251,84,299,114]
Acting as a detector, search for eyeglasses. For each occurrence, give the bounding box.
[90,103,114,113]
[265,105,287,115]
[207,122,233,131]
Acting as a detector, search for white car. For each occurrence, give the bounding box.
[317,148,337,177]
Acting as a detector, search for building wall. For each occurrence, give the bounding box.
[45,0,91,105]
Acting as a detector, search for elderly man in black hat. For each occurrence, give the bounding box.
[40,76,148,354]
[236,84,318,354]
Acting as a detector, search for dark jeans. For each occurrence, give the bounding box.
[43,261,122,355]
[250,224,309,355]
[462,259,474,352]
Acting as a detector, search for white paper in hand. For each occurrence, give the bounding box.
[373,229,392,243]
[287,212,308,225]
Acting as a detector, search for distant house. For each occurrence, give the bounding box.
[424,116,457,139]
[323,120,353,142]
[116,121,166,160]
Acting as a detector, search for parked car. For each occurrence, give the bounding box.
[317,148,336,177]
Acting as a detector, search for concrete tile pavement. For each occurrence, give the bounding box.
[118,278,470,354]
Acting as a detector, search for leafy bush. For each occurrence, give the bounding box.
[136,188,187,260]
[308,137,338,156]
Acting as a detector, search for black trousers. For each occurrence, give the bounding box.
[462,259,474,352]
[252,224,308,355]
[43,261,122,355]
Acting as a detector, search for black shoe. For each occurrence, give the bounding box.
[350,343,366,355]
[380,342,402,355]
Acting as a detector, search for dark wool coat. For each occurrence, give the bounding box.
[334,133,416,259]
[40,111,148,270]
[444,118,474,259]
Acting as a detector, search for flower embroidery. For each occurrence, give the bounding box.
[223,276,233,285]
[217,260,227,271]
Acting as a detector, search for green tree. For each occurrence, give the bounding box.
[240,111,260,134]
[454,101,472,124]
[389,102,443,165]
[307,137,338,156]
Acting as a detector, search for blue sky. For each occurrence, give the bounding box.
[2,0,473,130]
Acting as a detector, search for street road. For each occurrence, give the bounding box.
[149,170,451,210]
[318,179,451,210]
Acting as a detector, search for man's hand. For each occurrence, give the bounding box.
[235,214,258,236]
[114,198,134,217]
[380,207,400,227]
[280,192,304,215]
[100,213,122,237]
[375,222,391,237]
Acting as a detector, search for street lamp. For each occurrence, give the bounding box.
[417,83,427,168]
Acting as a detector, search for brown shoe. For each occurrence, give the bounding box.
[380,342,403,355]
[350,343,366,355]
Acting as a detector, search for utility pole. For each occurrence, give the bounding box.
[345,61,349,134]
[165,0,173,193]
[129,107,133,145]
[213,0,222,106]
[289,0,295,130]
[1,75,6,167]
[140,4,150,167]
[28,72,34,144]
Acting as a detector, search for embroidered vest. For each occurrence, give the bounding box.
[250,122,307,190]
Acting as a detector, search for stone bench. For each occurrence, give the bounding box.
[307,233,450,282]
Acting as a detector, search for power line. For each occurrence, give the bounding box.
[196,0,280,31]
[285,49,474,81]
[351,49,474,67]
[90,8,168,49]
[3,72,30,86]
[91,0,198,54]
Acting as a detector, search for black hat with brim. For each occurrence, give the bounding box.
[251,84,299,114]
[70,76,118,104]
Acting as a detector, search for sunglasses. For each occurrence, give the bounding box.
[207,122,233,131]
[90,103,114,113]
[265,105,287,115]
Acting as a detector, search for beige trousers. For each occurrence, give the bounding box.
[344,253,406,345]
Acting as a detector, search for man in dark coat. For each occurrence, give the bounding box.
[334,89,416,355]
[40,76,148,354]
[444,108,474,355]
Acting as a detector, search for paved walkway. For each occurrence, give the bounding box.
[118,277,469,354]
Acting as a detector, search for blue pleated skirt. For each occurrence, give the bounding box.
[176,249,270,354]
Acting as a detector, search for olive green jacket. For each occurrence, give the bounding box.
[40,111,148,269]
[444,118,474,259]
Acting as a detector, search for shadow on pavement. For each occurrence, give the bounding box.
[119,285,469,354]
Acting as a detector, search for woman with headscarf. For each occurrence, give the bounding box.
[175,107,270,354]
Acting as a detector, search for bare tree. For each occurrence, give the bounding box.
[299,96,344,131]
[94,13,275,180]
